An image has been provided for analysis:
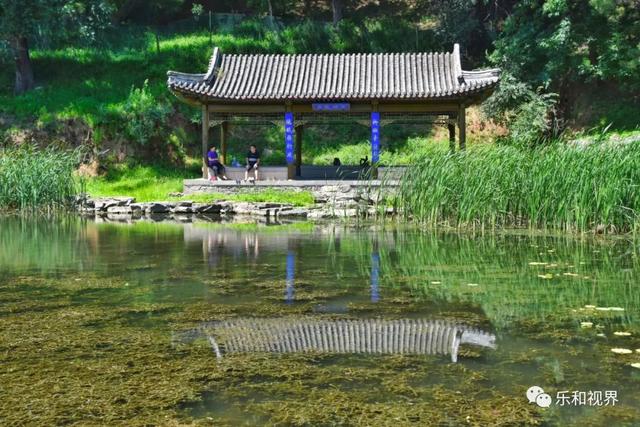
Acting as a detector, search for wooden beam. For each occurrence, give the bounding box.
[201,105,209,179]
[458,106,466,150]
[204,102,461,115]
[295,125,303,177]
[379,102,459,113]
[207,104,285,113]
[291,103,372,113]
[220,121,228,165]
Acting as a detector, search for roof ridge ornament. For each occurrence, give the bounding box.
[204,47,221,84]
[452,43,464,85]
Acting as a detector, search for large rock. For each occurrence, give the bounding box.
[307,209,335,219]
[231,202,255,215]
[146,203,170,214]
[107,205,133,214]
[94,197,135,211]
[277,208,308,217]
[196,204,222,214]
[106,204,143,217]
[173,205,195,214]
[255,202,287,209]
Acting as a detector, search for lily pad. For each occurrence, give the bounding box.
[611,348,633,354]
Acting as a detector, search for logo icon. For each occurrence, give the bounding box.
[527,386,552,408]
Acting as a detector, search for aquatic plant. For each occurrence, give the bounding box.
[344,229,640,328]
[397,142,640,232]
[0,145,81,210]
[2,219,640,425]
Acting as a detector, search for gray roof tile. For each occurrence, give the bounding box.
[167,44,500,102]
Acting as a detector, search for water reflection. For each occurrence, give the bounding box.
[178,317,496,363]
[187,225,390,305]
[285,250,295,304]
[371,250,380,303]
[4,218,640,424]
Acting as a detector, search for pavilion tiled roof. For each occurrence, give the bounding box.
[167,44,500,103]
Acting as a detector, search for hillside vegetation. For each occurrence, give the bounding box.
[1,1,638,170]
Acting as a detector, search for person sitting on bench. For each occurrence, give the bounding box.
[207,146,228,181]
[245,144,260,181]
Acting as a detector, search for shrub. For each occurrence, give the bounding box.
[483,73,559,146]
[329,20,367,53]
[121,80,171,146]
[279,21,331,53]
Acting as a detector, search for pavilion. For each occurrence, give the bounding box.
[167,44,500,180]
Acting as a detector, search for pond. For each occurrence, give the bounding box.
[1,217,639,425]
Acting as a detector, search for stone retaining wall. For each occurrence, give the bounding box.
[77,194,395,222]
[183,179,398,203]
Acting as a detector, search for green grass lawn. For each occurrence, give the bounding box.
[83,164,186,201]
[83,164,315,206]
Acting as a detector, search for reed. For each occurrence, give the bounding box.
[397,142,640,232]
[0,146,81,210]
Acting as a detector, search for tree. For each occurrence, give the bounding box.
[491,0,640,115]
[112,0,186,53]
[331,0,343,25]
[0,0,114,94]
[0,0,49,94]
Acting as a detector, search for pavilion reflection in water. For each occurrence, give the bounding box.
[178,317,496,363]
[183,226,495,362]
[186,225,387,304]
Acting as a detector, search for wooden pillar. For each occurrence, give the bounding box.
[295,125,303,177]
[458,105,466,150]
[448,116,456,153]
[220,121,228,165]
[201,105,209,179]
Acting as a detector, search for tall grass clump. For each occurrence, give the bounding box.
[0,146,80,210]
[398,141,640,232]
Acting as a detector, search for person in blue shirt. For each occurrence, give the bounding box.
[207,146,228,181]
[245,145,260,181]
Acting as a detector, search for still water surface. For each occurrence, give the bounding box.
[1,217,639,425]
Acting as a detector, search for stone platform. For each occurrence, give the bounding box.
[183,178,400,205]
[184,178,397,191]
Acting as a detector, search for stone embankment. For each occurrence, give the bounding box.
[77,185,395,222]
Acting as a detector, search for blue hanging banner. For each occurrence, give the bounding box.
[312,102,350,112]
[371,111,380,163]
[284,112,295,165]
